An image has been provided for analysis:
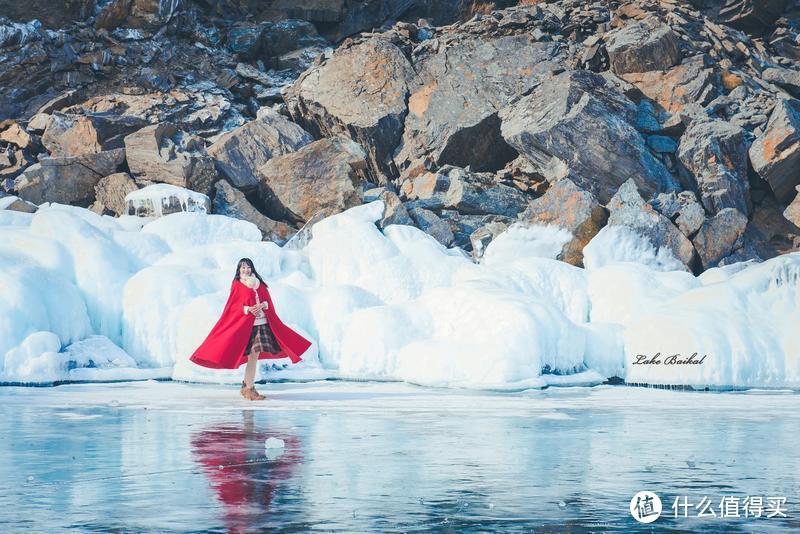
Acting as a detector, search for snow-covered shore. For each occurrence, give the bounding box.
[1,199,798,389]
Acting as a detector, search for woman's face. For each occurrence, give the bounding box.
[239,262,252,277]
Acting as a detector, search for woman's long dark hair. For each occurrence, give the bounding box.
[233,258,268,287]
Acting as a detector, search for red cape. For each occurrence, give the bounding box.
[189,279,311,369]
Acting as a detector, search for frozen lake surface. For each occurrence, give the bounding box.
[1,381,798,532]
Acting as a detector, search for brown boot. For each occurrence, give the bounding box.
[239,381,248,399]
[241,382,266,401]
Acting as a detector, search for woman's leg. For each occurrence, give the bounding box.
[243,351,258,388]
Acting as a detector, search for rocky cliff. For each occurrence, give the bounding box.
[2,0,800,271]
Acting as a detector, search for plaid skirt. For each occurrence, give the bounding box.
[245,322,282,356]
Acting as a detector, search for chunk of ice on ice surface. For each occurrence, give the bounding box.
[264,437,285,449]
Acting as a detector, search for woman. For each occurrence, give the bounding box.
[190,258,310,400]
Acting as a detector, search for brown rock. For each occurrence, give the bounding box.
[257,136,367,223]
[692,208,748,269]
[286,39,414,185]
[124,123,217,196]
[212,180,296,244]
[207,108,313,192]
[42,111,147,158]
[13,149,125,205]
[0,122,34,149]
[93,172,139,216]
[375,189,413,229]
[621,55,720,114]
[518,178,608,267]
[748,99,800,203]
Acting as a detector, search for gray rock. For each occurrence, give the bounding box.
[607,179,696,269]
[376,190,414,229]
[438,210,513,251]
[213,180,296,244]
[470,220,511,260]
[692,208,748,269]
[286,39,415,185]
[395,36,564,176]
[783,186,800,228]
[500,69,677,204]
[408,207,455,247]
[518,178,608,267]
[651,191,707,238]
[677,119,751,216]
[257,136,367,223]
[14,149,125,205]
[606,17,681,75]
[749,99,800,203]
[647,135,678,153]
[399,165,528,218]
[762,68,800,98]
[207,108,313,192]
[124,123,217,197]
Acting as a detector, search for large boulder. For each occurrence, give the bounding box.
[286,39,415,185]
[749,99,800,203]
[621,55,720,114]
[607,179,696,269]
[692,208,748,269]
[13,149,125,205]
[517,178,608,267]
[500,70,677,204]
[394,36,563,177]
[762,68,800,99]
[677,119,751,216]
[257,136,367,223]
[41,111,148,158]
[206,108,313,192]
[605,16,681,75]
[124,123,217,196]
[399,165,528,218]
[91,172,139,216]
[212,180,296,244]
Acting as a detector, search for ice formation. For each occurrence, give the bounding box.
[1,199,797,389]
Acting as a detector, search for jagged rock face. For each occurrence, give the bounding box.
[257,136,367,223]
[607,179,697,269]
[716,0,788,35]
[400,165,528,218]
[621,55,721,115]
[651,191,707,238]
[41,111,148,158]
[212,179,296,243]
[207,108,313,191]
[14,149,125,205]
[749,99,800,203]
[395,36,563,177]
[500,69,677,205]
[0,1,95,28]
[677,119,751,217]
[605,16,681,75]
[762,68,800,99]
[692,207,748,268]
[286,38,414,185]
[124,123,218,196]
[518,178,608,267]
[438,211,513,251]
